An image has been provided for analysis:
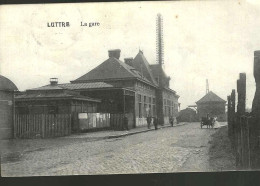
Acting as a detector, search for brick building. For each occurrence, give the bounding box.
[71,49,179,127]
[196,91,226,121]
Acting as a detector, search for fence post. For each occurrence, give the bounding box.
[252,51,260,117]
[231,89,236,137]
[69,114,71,135]
[227,95,231,137]
[41,114,45,138]
[237,73,246,115]
[252,51,260,168]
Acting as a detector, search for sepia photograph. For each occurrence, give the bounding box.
[0,0,260,177]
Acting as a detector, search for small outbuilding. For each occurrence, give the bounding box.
[196,91,226,121]
[0,75,18,139]
[15,78,101,132]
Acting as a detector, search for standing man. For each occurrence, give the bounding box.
[147,114,152,129]
[153,117,158,130]
[169,116,174,127]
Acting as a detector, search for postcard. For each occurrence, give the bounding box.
[0,0,259,177]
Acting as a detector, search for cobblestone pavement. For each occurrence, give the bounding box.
[1,122,225,177]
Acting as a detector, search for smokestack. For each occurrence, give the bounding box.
[156,13,164,65]
[50,78,58,85]
[206,79,209,94]
[124,57,133,66]
[108,49,121,59]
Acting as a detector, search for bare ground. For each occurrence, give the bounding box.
[208,126,236,171]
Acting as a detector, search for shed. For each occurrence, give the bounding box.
[196,91,226,121]
[0,75,18,139]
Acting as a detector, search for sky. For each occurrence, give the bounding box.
[0,0,259,110]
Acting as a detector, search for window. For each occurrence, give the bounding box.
[149,97,152,104]
[163,99,166,105]
[144,103,147,117]
[138,94,141,102]
[153,98,156,104]
[153,105,156,117]
[139,103,142,118]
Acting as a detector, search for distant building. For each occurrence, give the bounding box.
[177,107,198,122]
[196,91,226,121]
[0,75,18,139]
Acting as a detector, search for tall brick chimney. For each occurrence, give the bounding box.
[124,57,133,66]
[108,49,121,59]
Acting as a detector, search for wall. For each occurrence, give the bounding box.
[0,91,14,139]
[197,102,226,121]
[162,89,179,117]
[134,80,156,127]
[81,89,124,113]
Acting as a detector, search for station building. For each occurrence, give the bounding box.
[16,49,179,129]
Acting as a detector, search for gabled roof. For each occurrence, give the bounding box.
[196,91,226,104]
[71,55,155,87]
[132,51,158,86]
[72,57,138,83]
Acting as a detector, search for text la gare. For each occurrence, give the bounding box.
[81,22,100,27]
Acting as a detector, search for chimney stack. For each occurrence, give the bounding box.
[50,78,58,85]
[124,57,133,66]
[108,49,121,59]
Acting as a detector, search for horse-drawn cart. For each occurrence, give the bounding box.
[201,117,215,128]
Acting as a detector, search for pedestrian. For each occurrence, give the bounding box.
[207,113,210,120]
[169,116,174,127]
[147,114,152,129]
[153,117,158,130]
[123,114,129,131]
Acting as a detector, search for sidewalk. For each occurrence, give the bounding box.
[65,122,187,140]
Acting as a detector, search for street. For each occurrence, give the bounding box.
[1,122,229,177]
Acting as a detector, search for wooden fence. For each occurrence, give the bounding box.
[77,112,134,131]
[14,114,71,139]
[233,116,260,169]
[110,113,134,130]
[228,71,260,169]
